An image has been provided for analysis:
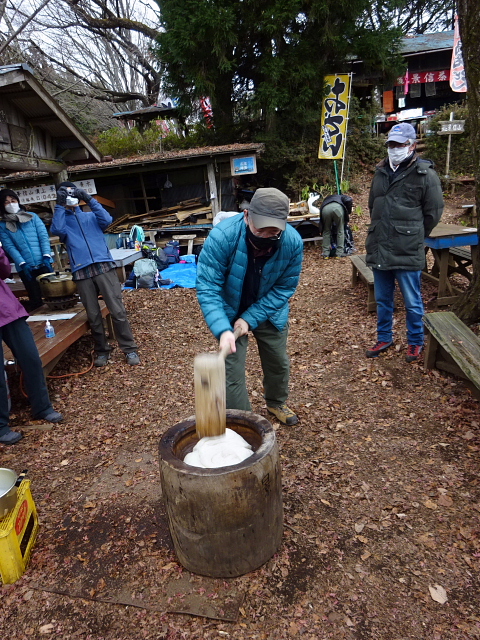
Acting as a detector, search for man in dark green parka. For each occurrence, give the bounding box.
[365,122,444,362]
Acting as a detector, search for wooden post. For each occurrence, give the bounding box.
[445,111,454,179]
[207,162,220,216]
[53,170,69,187]
[139,173,150,213]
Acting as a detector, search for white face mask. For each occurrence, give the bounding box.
[4,202,20,214]
[66,196,79,206]
[388,145,412,166]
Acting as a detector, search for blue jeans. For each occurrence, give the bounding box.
[373,269,424,345]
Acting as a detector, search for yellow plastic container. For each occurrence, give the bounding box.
[0,479,39,584]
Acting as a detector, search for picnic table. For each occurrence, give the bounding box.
[423,222,478,306]
[288,214,322,243]
[109,248,142,282]
[3,301,112,375]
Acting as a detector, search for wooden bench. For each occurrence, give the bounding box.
[448,246,474,281]
[423,311,480,399]
[350,254,376,312]
[3,301,112,375]
[461,204,477,226]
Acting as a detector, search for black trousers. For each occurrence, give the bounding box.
[0,318,53,435]
[19,264,51,310]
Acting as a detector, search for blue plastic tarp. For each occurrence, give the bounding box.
[159,262,197,289]
[122,262,197,290]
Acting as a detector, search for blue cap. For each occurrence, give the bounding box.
[387,123,416,144]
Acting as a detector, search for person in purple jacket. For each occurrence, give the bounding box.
[0,247,63,445]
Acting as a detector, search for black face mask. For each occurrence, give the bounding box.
[246,225,282,251]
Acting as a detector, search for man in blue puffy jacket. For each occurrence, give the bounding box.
[51,182,140,367]
[196,188,303,425]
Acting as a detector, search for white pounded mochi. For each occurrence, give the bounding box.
[184,428,254,468]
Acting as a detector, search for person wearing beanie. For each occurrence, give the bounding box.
[196,187,303,426]
[50,182,140,367]
[0,246,63,445]
[0,188,54,311]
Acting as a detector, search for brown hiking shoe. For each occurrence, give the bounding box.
[267,403,298,426]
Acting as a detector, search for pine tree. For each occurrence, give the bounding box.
[155,0,404,141]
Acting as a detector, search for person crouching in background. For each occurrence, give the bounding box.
[0,189,54,311]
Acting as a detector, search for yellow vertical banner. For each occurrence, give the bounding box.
[318,74,351,160]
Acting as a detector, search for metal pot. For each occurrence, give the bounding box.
[0,468,26,518]
[37,271,77,298]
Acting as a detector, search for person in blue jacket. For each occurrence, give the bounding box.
[0,189,54,311]
[196,188,303,426]
[51,182,140,367]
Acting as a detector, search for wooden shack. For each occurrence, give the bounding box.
[1,142,264,251]
[0,63,101,178]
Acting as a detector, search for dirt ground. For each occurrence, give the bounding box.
[1,182,479,640]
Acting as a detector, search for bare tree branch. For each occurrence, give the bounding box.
[63,0,159,40]
[0,0,51,55]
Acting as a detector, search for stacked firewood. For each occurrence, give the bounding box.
[105,198,212,233]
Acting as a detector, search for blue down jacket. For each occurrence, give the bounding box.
[196,213,303,339]
[50,198,113,273]
[0,213,51,272]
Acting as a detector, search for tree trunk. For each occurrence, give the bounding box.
[211,71,235,142]
[452,0,480,323]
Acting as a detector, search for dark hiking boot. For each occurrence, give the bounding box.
[405,344,423,363]
[0,429,23,445]
[365,341,394,358]
[42,411,64,423]
[94,354,110,367]
[125,352,140,365]
[33,410,63,423]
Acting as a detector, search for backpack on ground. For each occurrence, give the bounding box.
[133,258,159,289]
[142,246,169,271]
[330,222,355,257]
[164,240,180,264]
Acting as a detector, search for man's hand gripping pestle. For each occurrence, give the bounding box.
[194,326,242,438]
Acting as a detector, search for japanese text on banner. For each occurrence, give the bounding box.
[450,14,467,92]
[318,74,350,160]
[15,180,97,205]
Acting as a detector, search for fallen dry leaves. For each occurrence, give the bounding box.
[1,180,479,639]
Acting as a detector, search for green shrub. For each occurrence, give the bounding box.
[95,122,216,158]
[95,125,163,157]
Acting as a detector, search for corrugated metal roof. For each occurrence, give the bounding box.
[72,143,265,173]
[1,142,265,182]
[400,31,454,55]
[0,63,33,75]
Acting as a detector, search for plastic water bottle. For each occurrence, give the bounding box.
[45,320,55,339]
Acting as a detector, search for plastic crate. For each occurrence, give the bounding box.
[0,479,39,584]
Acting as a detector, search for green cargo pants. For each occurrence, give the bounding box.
[225,320,289,411]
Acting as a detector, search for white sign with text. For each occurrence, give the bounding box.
[15,179,97,205]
